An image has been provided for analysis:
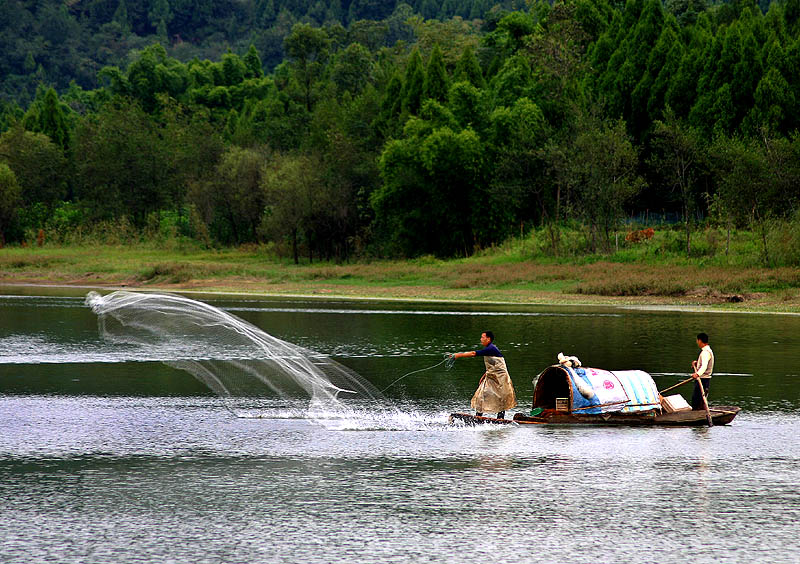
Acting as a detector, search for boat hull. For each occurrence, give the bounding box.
[449,407,740,427]
[512,406,740,426]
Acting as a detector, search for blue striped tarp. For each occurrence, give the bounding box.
[566,367,661,415]
[612,370,661,413]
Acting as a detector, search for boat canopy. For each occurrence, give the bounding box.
[532,365,661,415]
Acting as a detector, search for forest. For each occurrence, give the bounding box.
[0,0,799,265]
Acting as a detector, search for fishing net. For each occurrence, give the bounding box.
[85,291,382,418]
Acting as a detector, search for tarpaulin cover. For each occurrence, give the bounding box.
[567,367,660,415]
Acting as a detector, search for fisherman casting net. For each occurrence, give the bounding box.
[85,291,382,419]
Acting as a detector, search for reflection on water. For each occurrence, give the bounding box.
[1,292,799,563]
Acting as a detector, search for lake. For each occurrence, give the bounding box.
[1,288,799,563]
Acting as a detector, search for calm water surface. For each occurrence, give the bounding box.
[1,289,799,563]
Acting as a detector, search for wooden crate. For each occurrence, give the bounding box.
[662,394,692,413]
[555,398,569,411]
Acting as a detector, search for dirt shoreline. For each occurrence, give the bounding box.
[2,276,799,315]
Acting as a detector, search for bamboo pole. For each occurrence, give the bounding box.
[658,377,694,395]
[697,378,714,427]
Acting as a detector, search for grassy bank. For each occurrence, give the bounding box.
[2,230,800,312]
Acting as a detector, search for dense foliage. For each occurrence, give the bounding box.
[1,0,799,265]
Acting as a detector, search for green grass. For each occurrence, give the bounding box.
[2,225,800,312]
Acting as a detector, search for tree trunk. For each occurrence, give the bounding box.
[686,217,691,258]
[553,185,561,255]
[292,228,298,265]
[726,223,730,256]
[760,222,770,267]
[227,209,240,245]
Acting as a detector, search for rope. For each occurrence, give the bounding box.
[381,354,455,393]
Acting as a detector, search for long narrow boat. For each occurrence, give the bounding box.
[449,364,741,427]
[449,406,740,426]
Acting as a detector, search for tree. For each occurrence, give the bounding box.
[454,44,485,88]
[149,0,173,40]
[665,0,708,26]
[113,0,131,34]
[747,66,795,135]
[331,43,374,94]
[647,28,683,124]
[401,48,425,115]
[571,118,645,252]
[347,20,389,50]
[221,52,247,86]
[189,146,267,245]
[256,0,276,26]
[0,125,67,213]
[375,72,404,138]
[244,45,264,78]
[489,97,548,229]
[423,44,449,103]
[284,23,331,112]
[74,98,220,226]
[118,44,176,112]
[448,81,485,130]
[664,20,711,119]
[709,132,799,266]
[23,88,70,151]
[490,55,535,108]
[523,0,588,123]
[649,109,704,257]
[0,163,21,246]
[373,121,487,257]
[711,134,770,264]
[232,92,308,151]
[260,153,322,263]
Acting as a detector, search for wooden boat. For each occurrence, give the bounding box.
[449,407,740,426]
[449,364,741,427]
[512,406,740,426]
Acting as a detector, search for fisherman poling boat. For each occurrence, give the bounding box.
[449,364,740,427]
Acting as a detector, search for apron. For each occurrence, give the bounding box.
[470,355,517,412]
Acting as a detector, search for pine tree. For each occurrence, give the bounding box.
[32,89,70,152]
[634,24,680,127]
[376,72,404,138]
[244,45,264,78]
[420,0,439,20]
[149,0,173,39]
[665,18,710,119]
[454,44,485,89]
[402,48,424,115]
[328,0,343,22]
[423,45,449,103]
[648,38,683,122]
[224,109,239,142]
[113,0,131,34]
[469,0,488,20]
[786,0,800,35]
[747,67,793,134]
[439,0,457,19]
[257,0,276,26]
[731,20,762,129]
[222,51,246,86]
[23,52,36,73]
